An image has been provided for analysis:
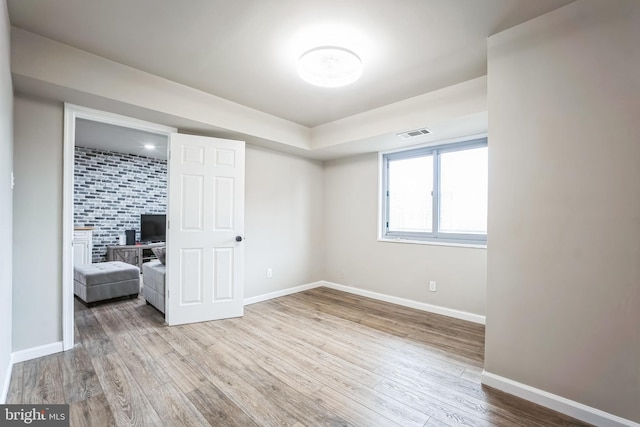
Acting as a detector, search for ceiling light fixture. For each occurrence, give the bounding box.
[144,144,155,150]
[297,46,363,88]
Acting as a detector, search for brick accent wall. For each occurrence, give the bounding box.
[74,146,167,262]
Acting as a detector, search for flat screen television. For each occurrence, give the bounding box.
[140,214,166,243]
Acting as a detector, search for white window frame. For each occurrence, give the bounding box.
[379,136,488,247]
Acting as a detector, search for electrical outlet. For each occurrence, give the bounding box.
[266,268,273,278]
[429,280,437,292]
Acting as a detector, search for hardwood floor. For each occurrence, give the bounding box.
[7,287,591,426]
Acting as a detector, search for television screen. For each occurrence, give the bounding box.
[141,214,166,243]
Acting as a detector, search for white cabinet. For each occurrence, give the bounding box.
[73,228,93,266]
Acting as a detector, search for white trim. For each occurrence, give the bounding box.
[244,282,323,306]
[11,342,65,365]
[378,237,487,249]
[62,106,75,351]
[481,371,640,427]
[320,281,485,324]
[64,104,177,135]
[63,104,177,351]
[1,358,12,404]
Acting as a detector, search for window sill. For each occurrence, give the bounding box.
[378,237,487,249]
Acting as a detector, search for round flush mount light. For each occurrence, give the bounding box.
[297,46,363,88]
[144,144,155,150]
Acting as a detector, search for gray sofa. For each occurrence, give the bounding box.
[142,260,166,314]
[74,261,140,306]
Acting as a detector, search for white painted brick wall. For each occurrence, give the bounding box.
[74,146,167,262]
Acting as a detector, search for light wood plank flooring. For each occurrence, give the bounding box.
[7,287,591,426]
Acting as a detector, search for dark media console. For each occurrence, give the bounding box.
[106,242,165,270]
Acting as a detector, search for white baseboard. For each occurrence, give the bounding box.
[0,342,60,403]
[243,280,485,325]
[11,341,64,365]
[481,371,640,427]
[244,281,323,306]
[1,358,12,404]
[320,281,486,324]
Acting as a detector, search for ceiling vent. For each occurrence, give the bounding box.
[397,127,431,139]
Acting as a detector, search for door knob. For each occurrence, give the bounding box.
[235,236,243,242]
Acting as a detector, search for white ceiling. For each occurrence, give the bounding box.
[75,119,168,160]
[7,0,574,128]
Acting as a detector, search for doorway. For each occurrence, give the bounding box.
[63,104,176,350]
[63,104,247,349]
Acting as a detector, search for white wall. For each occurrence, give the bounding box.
[245,145,325,297]
[0,0,13,403]
[12,95,64,351]
[485,0,640,422]
[324,153,487,317]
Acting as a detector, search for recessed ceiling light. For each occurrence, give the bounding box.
[144,144,155,150]
[297,46,363,88]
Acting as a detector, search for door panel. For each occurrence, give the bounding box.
[181,175,204,230]
[214,177,235,229]
[214,248,234,300]
[180,248,203,304]
[166,133,245,326]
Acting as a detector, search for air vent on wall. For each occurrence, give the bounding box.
[397,127,431,139]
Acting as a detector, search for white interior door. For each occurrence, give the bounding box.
[166,133,245,326]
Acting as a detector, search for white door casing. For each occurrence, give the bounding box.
[166,133,245,326]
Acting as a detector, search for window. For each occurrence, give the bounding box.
[381,137,487,245]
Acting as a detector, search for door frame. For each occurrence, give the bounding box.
[62,104,177,350]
